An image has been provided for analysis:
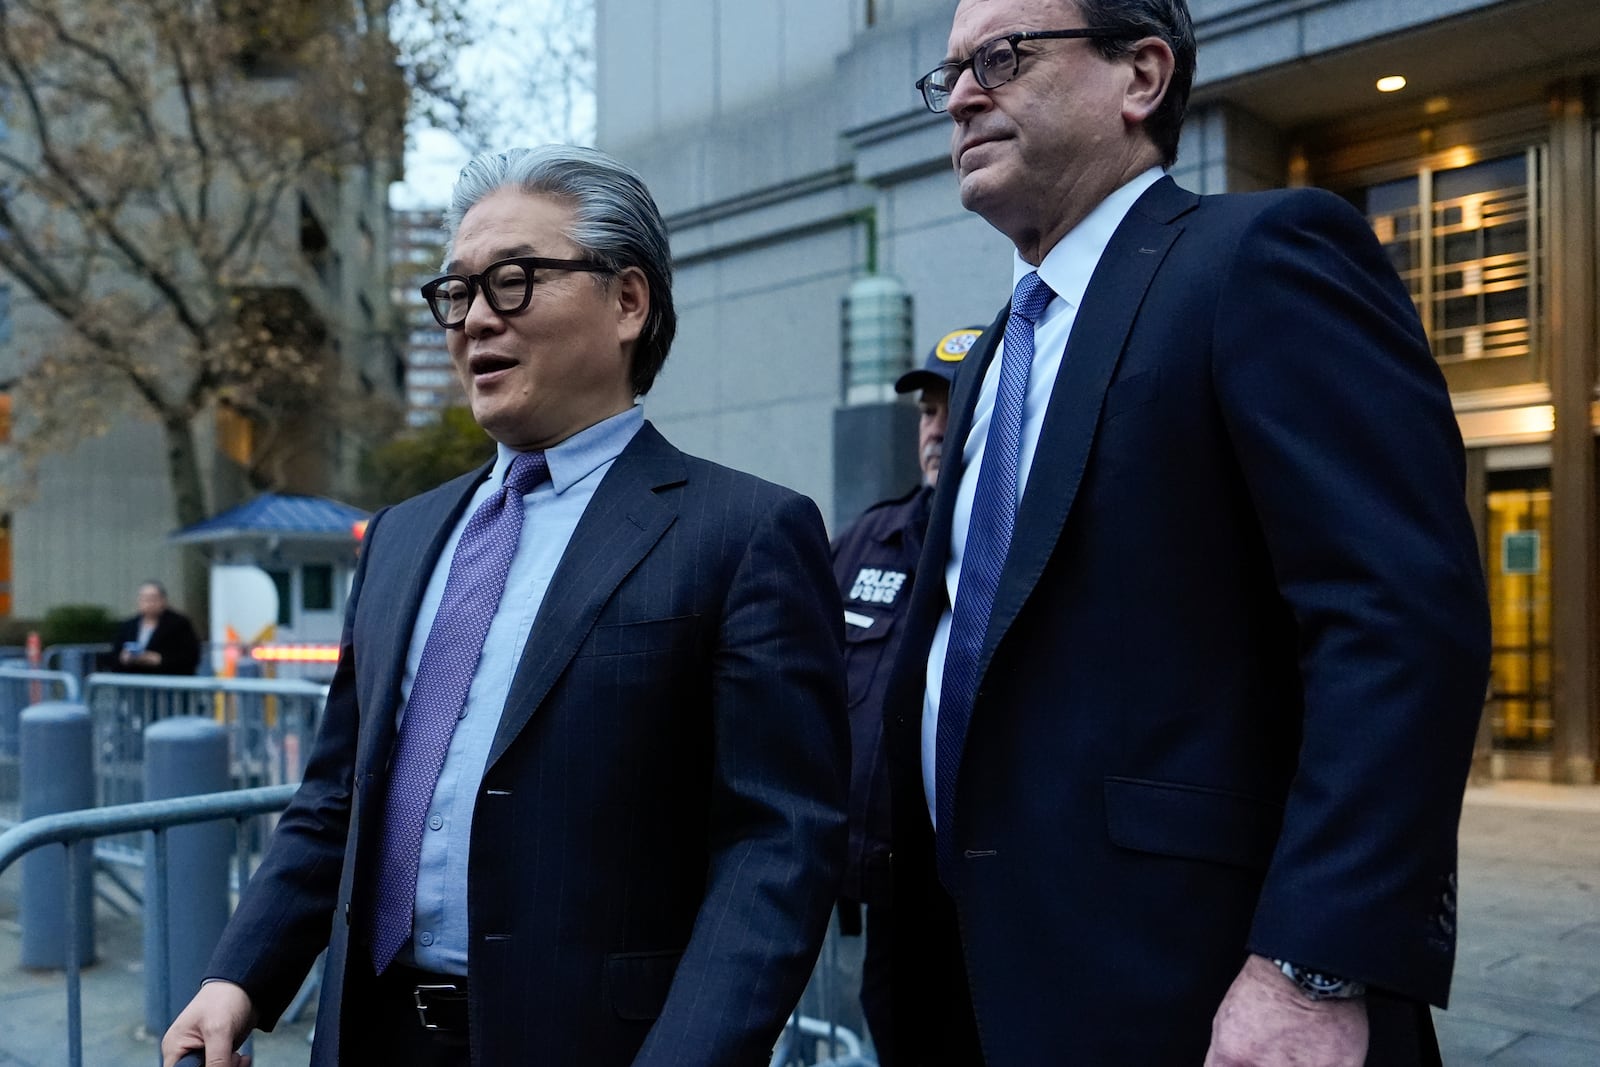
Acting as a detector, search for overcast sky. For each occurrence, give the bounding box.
[389,0,596,210]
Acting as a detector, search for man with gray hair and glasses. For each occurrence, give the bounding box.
[886,1,1489,1064]
[164,145,848,1067]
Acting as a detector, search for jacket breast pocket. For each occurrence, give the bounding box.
[1103,776,1282,872]
[583,614,702,658]
[843,611,895,708]
[605,948,683,1021]
[1101,368,1160,423]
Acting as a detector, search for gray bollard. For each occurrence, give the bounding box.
[143,717,231,1034]
[19,701,96,968]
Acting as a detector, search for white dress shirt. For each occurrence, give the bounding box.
[921,168,1165,822]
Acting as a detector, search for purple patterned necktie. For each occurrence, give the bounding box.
[369,449,550,974]
[935,271,1054,880]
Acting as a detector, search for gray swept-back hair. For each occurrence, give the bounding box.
[1075,0,1196,167]
[443,145,677,396]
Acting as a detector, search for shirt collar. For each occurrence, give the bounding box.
[1012,166,1166,310]
[492,405,644,495]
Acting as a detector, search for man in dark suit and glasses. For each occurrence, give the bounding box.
[887,1,1490,1065]
[163,145,848,1067]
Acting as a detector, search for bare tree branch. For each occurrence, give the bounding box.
[0,0,595,528]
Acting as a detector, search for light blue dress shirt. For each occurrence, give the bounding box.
[921,168,1165,823]
[401,404,644,973]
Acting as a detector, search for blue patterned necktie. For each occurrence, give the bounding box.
[369,449,550,973]
[935,271,1055,879]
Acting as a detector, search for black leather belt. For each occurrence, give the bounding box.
[413,981,468,1032]
[385,964,470,1033]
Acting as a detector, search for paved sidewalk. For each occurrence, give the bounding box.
[0,861,313,1066]
[1,783,1596,1065]
[1435,784,1600,1065]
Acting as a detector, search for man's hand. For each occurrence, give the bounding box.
[161,980,256,1067]
[1203,954,1368,1067]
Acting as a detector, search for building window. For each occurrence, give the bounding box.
[216,404,254,467]
[302,563,334,612]
[1350,148,1544,364]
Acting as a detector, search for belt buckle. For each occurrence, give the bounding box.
[413,983,461,1031]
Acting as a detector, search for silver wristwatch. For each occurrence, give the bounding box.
[1271,958,1367,1000]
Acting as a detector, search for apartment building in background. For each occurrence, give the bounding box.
[392,209,459,427]
[0,4,402,622]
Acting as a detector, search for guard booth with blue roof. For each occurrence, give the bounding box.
[171,493,368,677]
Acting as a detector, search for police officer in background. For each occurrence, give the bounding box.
[829,325,984,1065]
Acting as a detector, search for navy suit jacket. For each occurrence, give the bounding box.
[886,177,1491,1065]
[208,421,849,1066]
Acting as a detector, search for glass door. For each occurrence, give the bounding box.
[1484,471,1553,750]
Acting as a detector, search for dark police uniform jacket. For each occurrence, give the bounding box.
[830,484,933,907]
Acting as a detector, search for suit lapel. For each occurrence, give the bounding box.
[486,422,684,767]
[885,309,1007,721]
[976,177,1195,685]
[355,465,489,778]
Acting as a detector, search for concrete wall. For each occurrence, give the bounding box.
[11,420,197,618]
[594,0,1539,531]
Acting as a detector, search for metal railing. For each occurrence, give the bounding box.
[1,670,877,1065]
[0,785,297,1067]
[82,673,327,870]
[1,786,878,1067]
[777,916,875,1066]
[43,643,115,684]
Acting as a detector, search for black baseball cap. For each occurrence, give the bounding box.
[894,326,987,394]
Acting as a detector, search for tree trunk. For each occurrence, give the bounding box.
[161,411,211,628]
[162,411,209,529]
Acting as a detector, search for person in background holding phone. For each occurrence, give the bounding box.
[112,580,201,676]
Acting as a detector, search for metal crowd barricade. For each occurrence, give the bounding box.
[81,673,328,869]
[0,785,296,1067]
[774,915,875,1066]
[0,667,82,828]
[43,643,115,686]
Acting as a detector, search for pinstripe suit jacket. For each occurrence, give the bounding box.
[208,421,849,1066]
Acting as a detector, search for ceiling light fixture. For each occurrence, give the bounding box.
[1376,75,1408,93]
